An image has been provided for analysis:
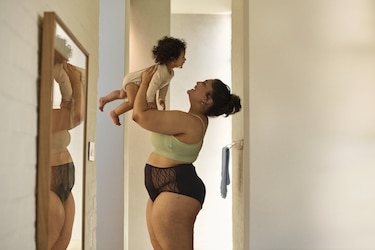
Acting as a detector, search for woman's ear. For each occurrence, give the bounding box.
[208,99,213,105]
[204,96,213,105]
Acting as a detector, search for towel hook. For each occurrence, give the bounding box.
[225,139,244,150]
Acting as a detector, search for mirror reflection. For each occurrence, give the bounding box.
[49,23,86,249]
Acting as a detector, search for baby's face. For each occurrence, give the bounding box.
[174,49,186,68]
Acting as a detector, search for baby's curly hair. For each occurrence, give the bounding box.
[152,36,186,65]
[55,35,72,60]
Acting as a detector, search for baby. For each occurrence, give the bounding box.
[99,36,186,126]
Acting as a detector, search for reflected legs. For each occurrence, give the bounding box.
[49,191,75,250]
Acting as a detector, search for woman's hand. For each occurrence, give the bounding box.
[147,102,157,110]
[159,99,166,110]
[133,65,158,123]
[141,65,157,86]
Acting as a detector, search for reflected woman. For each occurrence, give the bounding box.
[49,38,84,249]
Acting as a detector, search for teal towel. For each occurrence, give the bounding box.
[221,146,230,198]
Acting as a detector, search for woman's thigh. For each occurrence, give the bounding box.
[50,194,75,249]
[150,192,201,250]
[146,199,163,250]
[49,191,65,248]
[61,194,75,237]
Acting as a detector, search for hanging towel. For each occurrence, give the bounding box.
[221,146,231,198]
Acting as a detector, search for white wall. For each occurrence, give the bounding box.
[171,14,233,250]
[0,0,99,249]
[249,1,375,249]
[0,2,39,248]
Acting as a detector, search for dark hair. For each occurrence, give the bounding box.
[152,36,186,65]
[206,79,241,117]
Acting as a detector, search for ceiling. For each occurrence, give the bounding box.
[171,0,231,14]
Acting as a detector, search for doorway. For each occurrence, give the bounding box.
[170,6,233,250]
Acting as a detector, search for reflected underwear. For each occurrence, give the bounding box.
[51,162,75,202]
[145,163,206,207]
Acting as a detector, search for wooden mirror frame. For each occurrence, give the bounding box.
[37,12,89,250]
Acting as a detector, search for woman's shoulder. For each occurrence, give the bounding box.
[171,112,207,143]
[165,110,201,126]
[176,112,207,133]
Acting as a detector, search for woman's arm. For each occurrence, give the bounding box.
[51,63,84,132]
[64,63,84,128]
[133,66,156,117]
[51,108,72,132]
[157,84,169,110]
[133,66,196,136]
[145,65,161,104]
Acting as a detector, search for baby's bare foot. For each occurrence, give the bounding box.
[98,97,107,112]
[110,110,121,126]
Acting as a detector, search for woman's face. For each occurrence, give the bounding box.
[188,79,214,104]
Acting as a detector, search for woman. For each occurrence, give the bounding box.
[49,62,84,249]
[133,66,241,250]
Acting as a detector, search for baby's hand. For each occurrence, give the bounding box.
[147,102,157,110]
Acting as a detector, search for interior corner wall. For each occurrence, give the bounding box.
[97,0,125,249]
[232,0,250,249]
[124,1,170,250]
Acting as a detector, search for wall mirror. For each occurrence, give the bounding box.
[37,12,88,250]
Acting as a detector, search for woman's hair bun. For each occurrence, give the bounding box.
[206,79,241,117]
